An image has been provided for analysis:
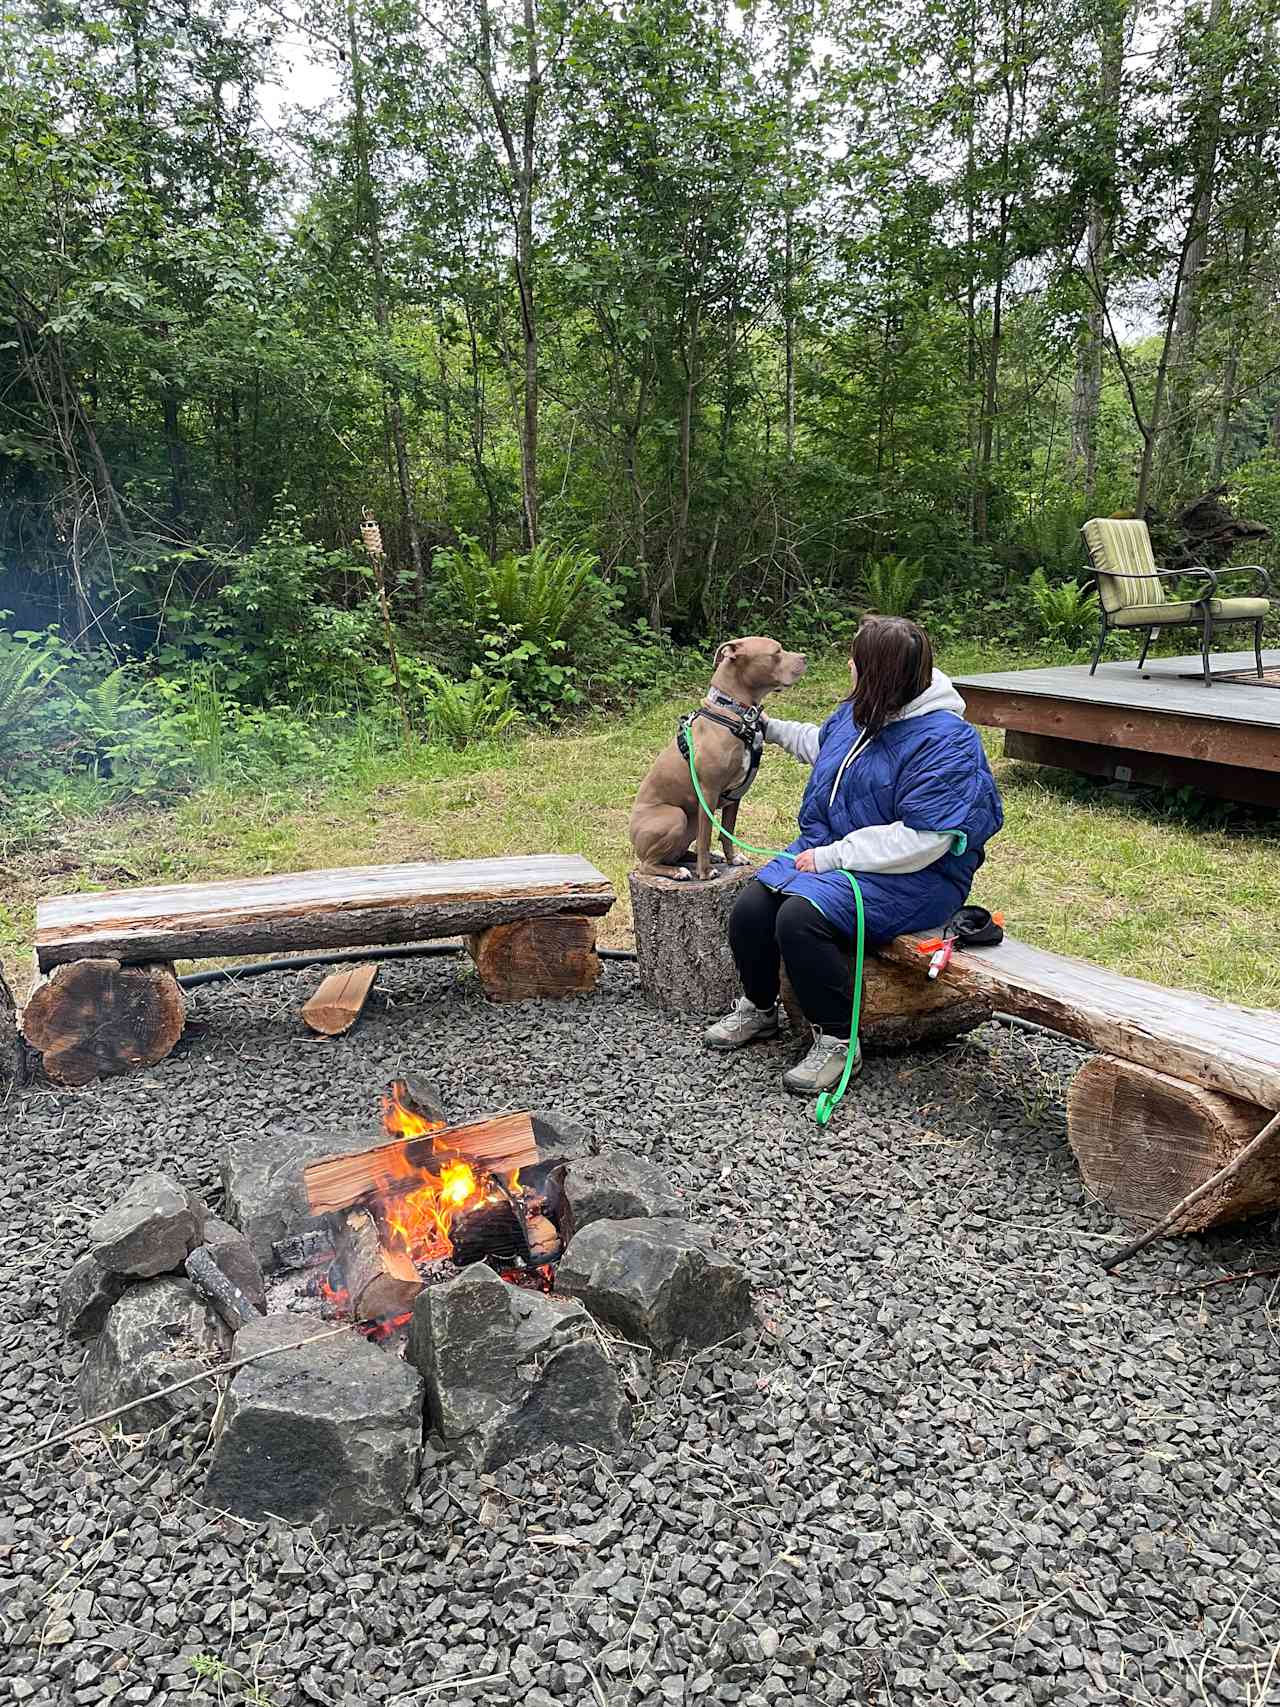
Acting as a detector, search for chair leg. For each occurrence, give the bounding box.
[1089,615,1107,676]
[1137,626,1155,669]
[1256,620,1265,678]
[1201,611,1212,686]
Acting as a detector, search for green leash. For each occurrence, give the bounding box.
[683,719,866,1125]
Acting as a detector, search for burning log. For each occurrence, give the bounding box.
[335,1209,422,1322]
[303,1111,540,1215]
[386,1075,447,1129]
[21,957,186,1086]
[185,1246,262,1332]
[302,963,379,1036]
[449,1198,527,1266]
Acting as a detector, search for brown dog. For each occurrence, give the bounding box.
[629,636,807,881]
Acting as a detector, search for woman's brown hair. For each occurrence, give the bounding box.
[848,616,933,735]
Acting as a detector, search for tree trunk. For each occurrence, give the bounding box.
[1161,0,1229,497]
[629,865,755,1016]
[21,959,186,1086]
[1067,1053,1280,1233]
[1070,3,1124,498]
[347,0,425,588]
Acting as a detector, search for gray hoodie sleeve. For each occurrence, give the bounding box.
[762,715,821,766]
[812,822,953,875]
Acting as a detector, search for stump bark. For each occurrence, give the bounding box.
[0,964,27,1090]
[780,958,992,1054]
[1067,1053,1280,1233]
[21,958,186,1086]
[629,865,756,1016]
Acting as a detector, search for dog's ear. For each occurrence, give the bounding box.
[714,640,739,668]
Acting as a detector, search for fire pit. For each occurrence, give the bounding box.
[61,1076,754,1527]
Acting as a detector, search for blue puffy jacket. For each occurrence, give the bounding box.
[754,672,1003,942]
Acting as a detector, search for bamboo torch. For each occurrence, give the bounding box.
[361,507,412,748]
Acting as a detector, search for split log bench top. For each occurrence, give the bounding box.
[877,931,1280,1108]
[35,854,617,972]
[877,929,1280,1236]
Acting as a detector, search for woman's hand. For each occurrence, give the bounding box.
[793,848,818,873]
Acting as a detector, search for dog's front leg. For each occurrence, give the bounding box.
[694,796,715,880]
[718,798,750,866]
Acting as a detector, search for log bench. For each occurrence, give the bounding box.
[627,869,1280,1237]
[25,855,615,1085]
[879,931,1280,1237]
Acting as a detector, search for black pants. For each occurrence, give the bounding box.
[729,880,854,1038]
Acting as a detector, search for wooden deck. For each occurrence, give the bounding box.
[956,648,1280,805]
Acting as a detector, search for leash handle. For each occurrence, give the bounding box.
[684,720,865,1125]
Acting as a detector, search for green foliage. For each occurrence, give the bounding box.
[419,669,522,749]
[1028,569,1098,647]
[861,555,926,617]
[0,627,61,769]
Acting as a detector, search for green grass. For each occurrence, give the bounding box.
[5,648,1279,1008]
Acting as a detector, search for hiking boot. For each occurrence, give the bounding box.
[704,997,779,1051]
[782,1032,861,1095]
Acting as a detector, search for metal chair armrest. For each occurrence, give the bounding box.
[1204,564,1274,596]
[1088,566,1217,601]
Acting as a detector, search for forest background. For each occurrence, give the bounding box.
[2,0,1280,1004]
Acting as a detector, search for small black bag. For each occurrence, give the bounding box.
[944,905,1004,948]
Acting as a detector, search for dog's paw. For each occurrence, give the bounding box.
[725,851,753,867]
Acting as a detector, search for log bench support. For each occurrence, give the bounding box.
[467,916,601,1002]
[1067,1054,1280,1234]
[21,958,186,1087]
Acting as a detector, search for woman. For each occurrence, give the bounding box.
[705,615,1003,1094]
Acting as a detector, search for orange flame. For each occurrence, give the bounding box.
[384,1157,483,1261]
[381,1083,447,1140]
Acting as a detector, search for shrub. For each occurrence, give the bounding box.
[420,668,521,749]
[1029,568,1098,647]
[861,554,926,616]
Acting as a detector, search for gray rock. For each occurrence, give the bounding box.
[561,1149,684,1235]
[221,1131,375,1266]
[76,1278,231,1431]
[205,1315,424,1525]
[201,1216,267,1312]
[57,1253,126,1339]
[407,1266,630,1468]
[555,1218,752,1354]
[87,1171,206,1278]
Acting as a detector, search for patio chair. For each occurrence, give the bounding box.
[1081,517,1272,686]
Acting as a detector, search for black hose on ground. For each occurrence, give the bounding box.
[177,943,1059,1044]
[177,940,641,990]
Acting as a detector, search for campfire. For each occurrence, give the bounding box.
[302,1079,569,1336]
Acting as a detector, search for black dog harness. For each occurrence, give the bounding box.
[676,688,766,804]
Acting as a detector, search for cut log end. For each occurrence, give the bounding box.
[1068,1054,1280,1234]
[20,958,186,1086]
[467,916,600,1002]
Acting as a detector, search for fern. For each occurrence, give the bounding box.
[1029,568,1098,645]
[437,539,597,649]
[421,668,521,749]
[0,635,61,767]
[861,554,926,616]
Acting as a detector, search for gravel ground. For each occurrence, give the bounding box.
[3,956,1280,1707]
